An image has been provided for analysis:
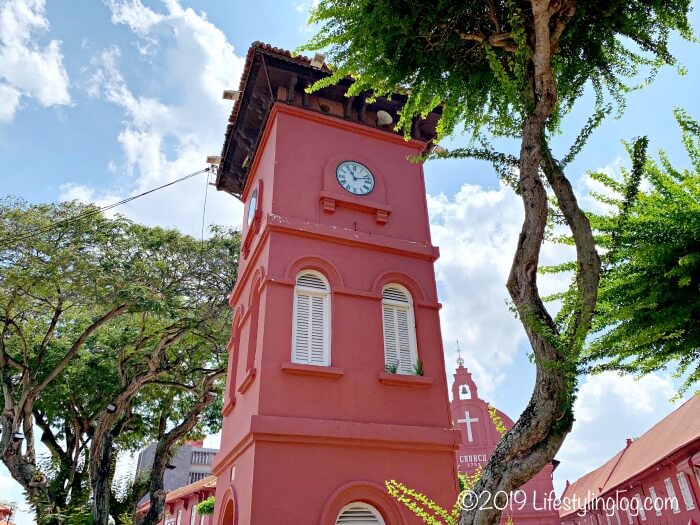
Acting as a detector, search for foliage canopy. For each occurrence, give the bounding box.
[548,111,700,395]
[302,0,692,140]
[302,2,694,524]
[195,497,216,516]
[0,199,239,524]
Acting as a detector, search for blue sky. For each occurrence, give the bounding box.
[0,1,698,523]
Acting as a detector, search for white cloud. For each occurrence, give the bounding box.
[105,0,163,35]
[1,466,37,524]
[0,469,15,489]
[575,157,625,215]
[429,179,687,496]
[554,371,683,493]
[0,0,70,123]
[204,431,221,449]
[294,0,321,34]
[429,183,572,396]
[0,83,21,122]
[67,0,245,235]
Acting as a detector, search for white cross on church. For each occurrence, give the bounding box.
[457,410,479,443]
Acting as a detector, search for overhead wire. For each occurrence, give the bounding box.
[197,168,212,291]
[0,166,213,249]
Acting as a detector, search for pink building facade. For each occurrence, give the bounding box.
[560,395,700,525]
[210,43,460,524]
[450,362,561,525]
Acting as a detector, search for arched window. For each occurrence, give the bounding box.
[292,271,331,366]
[335,503,385,524]
[382,284,418,374]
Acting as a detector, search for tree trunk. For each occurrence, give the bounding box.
[91,431,114,525]
[137,380,221,525]
[1,412,60,524]
[136,440,170,525]
[460,1,599,524]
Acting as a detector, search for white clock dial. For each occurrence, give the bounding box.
[336,161,375,196]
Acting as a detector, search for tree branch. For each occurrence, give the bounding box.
[34,409,68,463]
[32,297,64,379]
[540,142,600,347]
[487,0,501,33]
[549,2,576,52]
[32,304,129,397]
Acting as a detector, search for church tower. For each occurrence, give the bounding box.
[450,357,561,525]
[211,43,460,524]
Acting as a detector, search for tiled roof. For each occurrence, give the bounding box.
[217,42,331,195]
[138,475,217,512]
[560,450,625,515]
[221,41,329,168]
[216,41,442,196]
[560,394,700,518]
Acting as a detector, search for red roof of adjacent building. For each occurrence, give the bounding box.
[561,394,700,518]
[137,475,216,513]
[0,503,13,525]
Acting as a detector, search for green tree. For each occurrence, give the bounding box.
[549,111,699,395]
[195,497,215,516]
[0,199,239,525]
[301,2,693,524]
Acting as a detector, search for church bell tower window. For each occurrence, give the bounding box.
[292,271,331,366]
[382,284,418,374]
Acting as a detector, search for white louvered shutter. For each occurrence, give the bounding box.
[292,272,329,366]
[382,303,398,367]
[635,494,647,521]
[648,487,662,516]
[382,285,416,374]
[677,472,696,510]
[335,503,384,524]
[664,478,680,513]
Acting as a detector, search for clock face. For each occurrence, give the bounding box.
[247,189,258,226]
[336,161,375,195]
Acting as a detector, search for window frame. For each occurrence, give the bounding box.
[381,284,419,375]
[291,270,331,366]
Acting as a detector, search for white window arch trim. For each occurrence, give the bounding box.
[292,270,331,366]
[335,502,385,524]
[381,284,419,375]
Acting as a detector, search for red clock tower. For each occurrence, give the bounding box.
[211,43,460,525]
